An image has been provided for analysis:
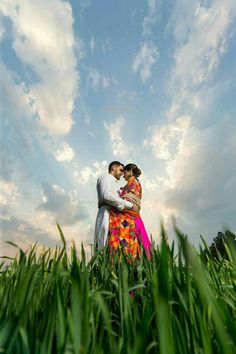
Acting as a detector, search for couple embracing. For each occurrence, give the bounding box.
[94,161,152,260]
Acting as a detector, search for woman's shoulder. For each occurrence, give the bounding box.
[128,176,141,188]
[127,176,142,197]
[128,176,137,183]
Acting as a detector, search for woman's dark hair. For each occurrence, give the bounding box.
[124,163,142,178]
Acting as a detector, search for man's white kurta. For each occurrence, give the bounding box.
[94,174,133,249]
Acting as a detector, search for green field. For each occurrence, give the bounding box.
[0,225,236,354]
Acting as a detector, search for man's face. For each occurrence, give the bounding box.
[113,165,124,180]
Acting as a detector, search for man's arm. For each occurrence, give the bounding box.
[98,175,133,211]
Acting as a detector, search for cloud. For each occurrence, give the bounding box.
[38,183,88,226]
[0,188,92,257]
[0,63,46,181]
[74,160,108,184]
[0,215,59,249]
[0,63,36,122]
[0,66,32,180]
[158,119,236,241]
[0,17,5,41]
[168,0,236,116]
[0,207,95,258]
[132,41,159,82]
[0,179,20,207]
[0,201,62,257]
[132,0,160,82]
[166,7,234,153]
[141,173,165,192]
[104,117,135,158]
[145,0,236,154]
[0,0,79,136]
[142,0,161,37]
[0,150,14,182]
[87,67,110,91]
[138,119,236,245]
[75,167,94,184]
[142,1,236,242]
[144,115,192,160]
[90,37,95,53]
[101,38,112,53]
[53,142,75,162]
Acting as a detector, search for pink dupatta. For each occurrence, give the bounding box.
[134,216,152,259]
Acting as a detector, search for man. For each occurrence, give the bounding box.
[94,161,139,249]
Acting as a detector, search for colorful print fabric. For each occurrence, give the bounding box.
[108,177,142,260]
[121,176,142,199]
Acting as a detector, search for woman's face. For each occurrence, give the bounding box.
[123,169,133,181]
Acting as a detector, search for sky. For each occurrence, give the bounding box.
[0,0,236,257]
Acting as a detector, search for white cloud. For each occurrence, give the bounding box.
[168,0,236,116]
[90,37,95,53]
[147,0,157,14]
[101,38,112,53]
[142,0,160,37]
[132,41,159,82]
[140,173,164,192]
[0,210,93,258]
[138,119,236,245]
[144,115,192,160]
[0,0,79,136]
[0,183,91,257]
[76,167,94,184]
[104,117,134,157]
[142,1,236,243]
[88,68,110,91]
[145,0,236,180]
[104,116,125,141]
[162,119,236,236]
[167,4,236,124]
[53,142,75,162]
[0,63,36,122]
[0,17,5,41]
[132,0,160,82]
[74,160,108,184]
[0,180,20,207]
[0,63,51,181]
[102,77,110,88]
[38,183,88,226]
[0,215,58,247]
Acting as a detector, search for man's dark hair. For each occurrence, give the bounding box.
[108,161,124,172]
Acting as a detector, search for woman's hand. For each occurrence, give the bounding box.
[132,204,140,213]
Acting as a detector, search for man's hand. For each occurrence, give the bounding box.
[132,204,140,213]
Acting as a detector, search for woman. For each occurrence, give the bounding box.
[108,163,152,261]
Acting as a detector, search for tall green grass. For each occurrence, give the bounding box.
[0,224,236,354]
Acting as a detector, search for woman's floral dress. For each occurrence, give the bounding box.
[108,176,142,260]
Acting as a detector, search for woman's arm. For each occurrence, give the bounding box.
[126,176,142,197]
